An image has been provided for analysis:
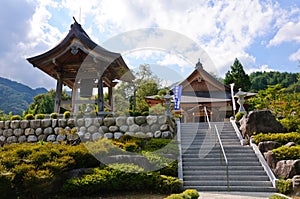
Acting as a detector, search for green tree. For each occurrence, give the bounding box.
[113,64,160,115]
[27,89,71,114]
[224,58,251,91]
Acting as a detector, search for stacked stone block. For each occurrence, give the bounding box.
[0,115,174,145]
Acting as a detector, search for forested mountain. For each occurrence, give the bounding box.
[0,77,47,115]
[249,71,299,92]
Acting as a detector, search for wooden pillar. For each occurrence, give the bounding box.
[71,85,78,113]
[108,86,113,111]
[54,74,63,113]
[97,77,104,115]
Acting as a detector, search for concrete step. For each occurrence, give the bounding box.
[183,165,263,171]
[183,185,277,192]
[183,160,261,166]
[184,180,273,187]
[183,175,270,181]
[183,170,267,176]
[180,122,275,193]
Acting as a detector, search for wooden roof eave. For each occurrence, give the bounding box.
[27,20,134,88]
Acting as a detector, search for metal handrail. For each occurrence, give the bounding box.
[176,119,183,182]
[214,125,230,191]
[203,106,211,129]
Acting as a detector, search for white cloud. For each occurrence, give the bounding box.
[246,64,276,74]
[269,21,300,46]
[1,0,300,90]
[289,48,300,61]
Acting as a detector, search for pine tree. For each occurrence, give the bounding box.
[224,58,251,91]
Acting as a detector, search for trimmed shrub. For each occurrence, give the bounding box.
[24,113,35,120]
[165,189,199,199]
[63,111,71,119]
[253,132,300,145]
[50,112,58,119]
[275,179,293,195]
[182,189,199,199]
[272,146,300,160]
[235,112,244,121]
[123,142,139,152]
[269,194,289,199]
[62,164,182,196]
[280,117,300,132]
[144,138,172,152]
[35,114,45,119]
[10,115,21,120]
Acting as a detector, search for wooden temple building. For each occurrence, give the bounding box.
[27,18,134,115]
[146,61,234,123]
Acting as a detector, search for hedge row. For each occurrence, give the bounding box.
[272,146,300,161]
[252,132,300,145]
[62,163,182,196]
[0,138,179,198]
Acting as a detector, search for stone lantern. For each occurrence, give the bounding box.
[234,88,247,113]
[164,93,172,118]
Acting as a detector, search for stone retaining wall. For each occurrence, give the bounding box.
[0,115,175,145]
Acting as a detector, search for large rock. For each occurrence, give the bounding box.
[30,120,41,129]
[239,110,286,138]
[116,117,126,127]
[28,135,38,143]
[258,141,281,153]
[103,118,115,126]
[35,128,43,136]
[41,119,52,128]
[76,118,85,127]
[0,121,4,129]
[85,118,93,127]
[3,129,13,137]
[67,119,76,128]
[93,118,103,127]
[109,126,119,133]
[87,125,98,133]
[58,119,67,128]
[135,116,146,125]
[92,132,103,141]
[264,151,277,169]
[13,128,24,137]
[47,135,56,142]
[44,127,53,136]
[25,128,34,136]
[129,124,140,132]
[126,117,135,125]
[274,159,300,179]
[99,126,108,133]
[146,116,157,125]
[6,136,17,144]
[18,135,27,143]
[10,120,20,129]
[20,120,29,129]
[119,125,129,133]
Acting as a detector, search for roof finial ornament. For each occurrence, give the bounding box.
[196,58,203,69]
[73,16,78,24]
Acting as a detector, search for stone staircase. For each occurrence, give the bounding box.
[180,122,276,192]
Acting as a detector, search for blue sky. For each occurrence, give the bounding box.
[0,0,299,90]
